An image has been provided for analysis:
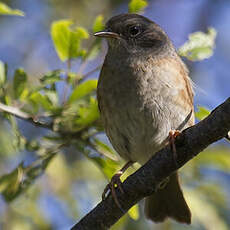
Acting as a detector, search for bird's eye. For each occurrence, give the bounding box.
[128,25,141,37]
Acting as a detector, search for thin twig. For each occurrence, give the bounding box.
[62,59,72,104]
[0,102,53,130]
[77,39,100,76]
[82,65,102,79]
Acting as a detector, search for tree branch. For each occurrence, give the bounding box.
[0,102,53,129]
[71,97,230,230]
[0,102,96,139]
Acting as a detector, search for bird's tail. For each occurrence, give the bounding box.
[144,172,191,224]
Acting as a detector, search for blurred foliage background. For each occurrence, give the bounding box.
[0,0,230,229]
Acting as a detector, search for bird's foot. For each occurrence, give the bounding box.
[169,130,181,166]
[102,161,133,209]
[102,171,124,209]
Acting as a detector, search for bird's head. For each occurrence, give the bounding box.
[94,13,172,56]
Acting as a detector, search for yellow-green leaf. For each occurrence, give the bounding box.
[128,0,148,13]
[0,2,24,16]
[128,204,139,220]
[179,28,217,61]
[195,106,210,120]
[51,20,72,61]
[93,15,105,33]
[0,60,6,86]
[75,97,100,126]
[93,138,118,161]
[29,91,54,111]
[90,157,120,179]
[13,68,27,99]
[68,79,97,103]
[0,164,24,201]
[51,20,89,62]
[75,27,89,39]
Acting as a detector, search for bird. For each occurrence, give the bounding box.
[94,13,194,224]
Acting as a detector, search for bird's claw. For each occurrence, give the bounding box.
[169,130,181,166]
[102,171,124,209]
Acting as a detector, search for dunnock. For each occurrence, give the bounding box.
[95,13,194,224]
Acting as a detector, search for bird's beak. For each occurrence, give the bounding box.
[94,30,119,39]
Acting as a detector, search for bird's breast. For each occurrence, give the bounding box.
[97,55,194,164]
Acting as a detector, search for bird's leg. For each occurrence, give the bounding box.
[102,161,133,209]
[169,130,181,165]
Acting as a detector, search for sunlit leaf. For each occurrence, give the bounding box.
[179,28,217,61]
[51,20,89,62]
[0,164,24,201]
[195,106,210,120]
[51,20,72,61]
[75,27,89,39]
[0,2,24,16]
[92,138,118,161]
[128,0,148,13]
[13,68,27,99]
[29,91,54,111]
[45,90,59,106]
[19,88,29,101]
[68,79,97,103]
[93,15,105,33]
[0,122,16,156]
[111,215,128,230]
[0,60,6,87]
[75,97,100,126]
[90,156,120,179]
[128,204,139,220]
[0,152,56,202]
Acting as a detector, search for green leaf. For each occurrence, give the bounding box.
[68,79,97,103]
[13,68,27,99]
[75,97,100,126]
[0,152,56,202]
[0,2,24,16]
[92,138,118,161]
[128,0,148,13]
[51,20,72,61]
[178,28,217,61]
[195,106,210,120]
[40,70,62,85]
[51,20,89,62]
[0,60,6,87]
[29,91,54,111]
[45,90,59,106]
[90,156,120,179]
[0,164,24,201]
[75,27,89,39]
[93,15,105,32]
[69,26,89,58]
[128,204,139,220]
